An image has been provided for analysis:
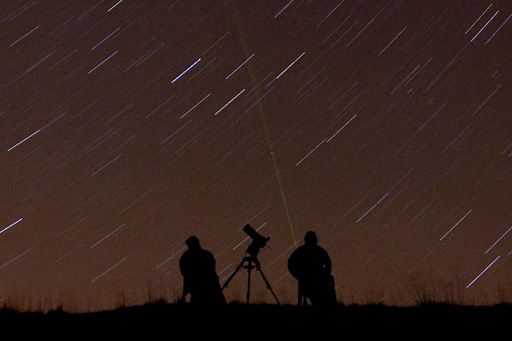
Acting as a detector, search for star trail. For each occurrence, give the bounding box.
[0,0,511,312]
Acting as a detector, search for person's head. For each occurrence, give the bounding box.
[185,236,201,250]
[304,231,318,246]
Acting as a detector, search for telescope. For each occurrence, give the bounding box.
[221,223,280,304]
[243,224,270,257]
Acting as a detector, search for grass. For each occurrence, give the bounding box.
[0,299,510,337]
[1,281,510,336]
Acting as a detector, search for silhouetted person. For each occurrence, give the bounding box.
[179,236,226,305]
[288,231,336,306]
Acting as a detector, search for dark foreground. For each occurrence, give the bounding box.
[0,301,510,337]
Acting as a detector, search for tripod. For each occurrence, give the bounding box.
[221,255,280,305]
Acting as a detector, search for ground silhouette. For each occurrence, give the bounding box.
[0,301,509,337]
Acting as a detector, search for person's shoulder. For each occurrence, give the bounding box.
[291,245,303,253]
[179,250,190,264]
[180,249,192,258]
[200,249,215,257]
[315,244,327,251]
[315,245,330,256]
[290,245,308,256]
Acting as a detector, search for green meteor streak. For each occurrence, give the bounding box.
[230,1,297,248]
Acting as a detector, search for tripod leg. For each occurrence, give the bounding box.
[247,265,251,304]
[221,259,246,290]
[256,265,281,305]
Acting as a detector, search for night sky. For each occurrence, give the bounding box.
[1,0,511,313]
